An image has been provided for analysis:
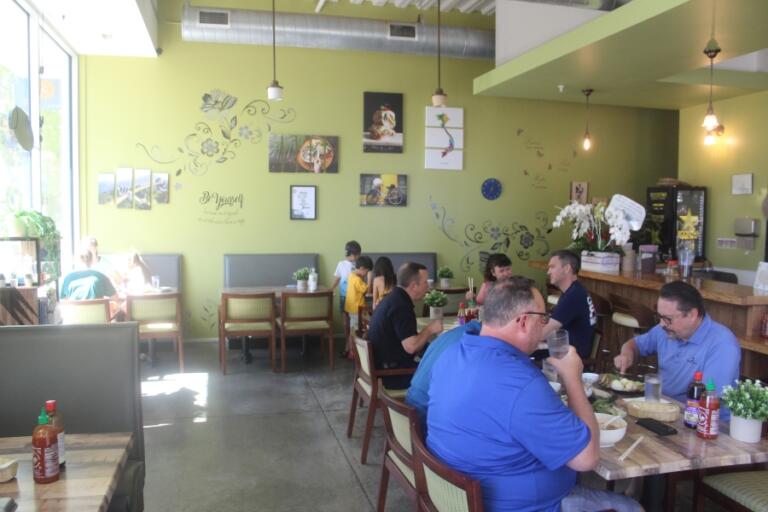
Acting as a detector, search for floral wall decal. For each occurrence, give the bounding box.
[430,195,550,273]
[136,89,297,177]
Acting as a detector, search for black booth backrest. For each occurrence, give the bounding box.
[224,254,319,287]
[0,323,144,461]
[141,253,183,292]
[365,252,438,281]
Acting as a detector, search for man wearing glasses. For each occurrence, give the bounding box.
[428,278,640,511]
[614,280,740,420]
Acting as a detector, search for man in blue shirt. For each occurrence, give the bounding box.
[615,280,741,421]
[428,277,640,512]
[406,320,481,432]
[541,250,597,359]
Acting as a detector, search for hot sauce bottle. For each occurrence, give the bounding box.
[697,379,719,440]
[32,407,60,483]
[45,400,66,468]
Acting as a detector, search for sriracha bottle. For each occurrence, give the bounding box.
[697,379,720,440]
[45,400,66,468]
[32,407,60,483]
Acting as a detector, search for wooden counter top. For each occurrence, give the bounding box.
[528,261,768,306]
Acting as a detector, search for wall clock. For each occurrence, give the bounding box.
[481,178,502,200]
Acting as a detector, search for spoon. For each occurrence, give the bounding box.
[601,415,622,429]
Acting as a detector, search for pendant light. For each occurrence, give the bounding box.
[581,88,593,151]
[702,0,724,144]
[267,0,283,101]
[431,0,447,107]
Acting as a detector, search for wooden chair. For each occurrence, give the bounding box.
[276,290,334,372]
[608,292,655,356]
[694,467,768,512]
[218,292,277,374]
[126,292,184,372]
[59,298,111,324]
[347,336,416,464]
[377,389,420,511]
[411,424,484,512]
[356,304,373,339]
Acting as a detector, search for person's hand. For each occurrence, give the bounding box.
[614,354,632,374]
[465,290,475,301]
[546,346,583,390]
[427,319,444,336]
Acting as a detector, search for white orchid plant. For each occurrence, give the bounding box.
[552,201,633,254]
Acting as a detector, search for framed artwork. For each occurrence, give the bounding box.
[133,168,151,210]
[98,173,115,205]
[363,92,403,153]
[425,106,464,170]
[269,134,339,173]
[359,173,407,207]
[571,181,588,204]
[290,185,317,220]
[732,173,753,195]
[152,173,169,204]
[115,168,134,209]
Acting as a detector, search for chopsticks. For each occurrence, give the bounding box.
[617,435,644,462]
[467,277,474,292]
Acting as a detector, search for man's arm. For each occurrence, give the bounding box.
[401,320,442,354]
[614,339,639,374]
[548,346,599,471]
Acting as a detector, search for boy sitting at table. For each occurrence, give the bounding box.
[344,255,373,359]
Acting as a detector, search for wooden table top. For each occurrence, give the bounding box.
[417,316,462,333]
[222,285,330,296]
[595,403,768,481]
[528,261,768,306]
[0,432,132,512]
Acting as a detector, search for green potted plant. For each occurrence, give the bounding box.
[424,289,448,319]
[12,210,61,281]
[437,266,454,289]
[293,267,310,292]
[721,379,768,443]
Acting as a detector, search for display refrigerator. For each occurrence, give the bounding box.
[646,186,706,261]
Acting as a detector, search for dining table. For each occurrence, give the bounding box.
[416,316,462,333]
[222,285,330,296]
[0,432,133,512]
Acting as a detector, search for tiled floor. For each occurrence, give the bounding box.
[140,342,728,511]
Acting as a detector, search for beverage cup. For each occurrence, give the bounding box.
[644,373,662,402]
[427,279,434,289]
[546,329,569,359]
[542,360,558,382]
[151,275,160,289]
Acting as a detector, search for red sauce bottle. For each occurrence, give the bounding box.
[45,400,66,468]
[32,407,60,483]
[697,379,719,440]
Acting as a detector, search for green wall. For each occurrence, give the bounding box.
[79,2,678,338]
[679,89,768,270]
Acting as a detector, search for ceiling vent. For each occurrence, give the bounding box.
[388,23,417,41]
[198,9,230,28]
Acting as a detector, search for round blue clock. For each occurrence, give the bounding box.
[481,178,502,200]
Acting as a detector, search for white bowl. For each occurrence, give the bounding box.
[582,372,599,385]
[596,412,627,448]
[0,456,18,482]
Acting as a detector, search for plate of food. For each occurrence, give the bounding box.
[591,396,627,418]
[598,373,644,395]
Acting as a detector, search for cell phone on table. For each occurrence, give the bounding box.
[636,418,677,436]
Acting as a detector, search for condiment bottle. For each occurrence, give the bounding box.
[761,312,768,339]
[684,371,705,429]
[457,303,466,325]
[697,378,719,440]
[32,407,60,483]
[45,400,66,468]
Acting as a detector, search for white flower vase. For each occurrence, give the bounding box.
[730,415,763,443]
[296,280,308,292]
[439,278,451,289]
[429,306,444,320]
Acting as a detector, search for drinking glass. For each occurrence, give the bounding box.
[644,373,662,402]
[546,329,569,359]
[151,275,160,289]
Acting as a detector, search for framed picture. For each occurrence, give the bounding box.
[571,181,588,204]
[359,173,407,207]
[290,185,317,220]
[152,173,169,204]
[732,173,753,195]
[133,168,151,210]
[115,167,134,209]
[363,92,403,153]
[269,134,339,173]
[425,106,464,170]
[97,173,115,205]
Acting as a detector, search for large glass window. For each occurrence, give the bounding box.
[0,0,32,213]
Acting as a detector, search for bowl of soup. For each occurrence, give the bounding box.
[595,412,627,448]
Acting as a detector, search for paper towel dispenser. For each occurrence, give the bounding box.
[735,218,759,250]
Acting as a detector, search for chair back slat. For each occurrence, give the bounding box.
[424,465,472,512]
[354,337,372,381]
[282,292,332,321]
[225,294,274,321]
[127,293,181,323]
[60,299,110,324]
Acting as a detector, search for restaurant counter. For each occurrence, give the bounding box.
[528,261,768,378]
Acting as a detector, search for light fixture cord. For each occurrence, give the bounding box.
[437,0,442,90]
[272,0,277,82]
[710,0,717,39]
[707,0,716,109]
[585,92,590,133]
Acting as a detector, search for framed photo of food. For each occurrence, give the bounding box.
[363,92,403,153]
[269,134,339,173]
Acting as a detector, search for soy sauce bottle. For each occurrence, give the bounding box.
[684,371,705,429]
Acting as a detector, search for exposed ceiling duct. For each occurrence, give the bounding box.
[511,0,633,10]
[181,4,494,60]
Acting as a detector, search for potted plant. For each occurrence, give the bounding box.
[437,266,454,289]
[424,289,448,320]
[293,267,310,292]
[12,210,61,280]
[721,379,768,443]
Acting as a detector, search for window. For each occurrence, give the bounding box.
[0,0,77,274]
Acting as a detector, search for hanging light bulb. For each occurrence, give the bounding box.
[267,0,283,101]
[701,39,721,130]
[431,0,447,107]
[703,131,716,146]
[581,88,593,151]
